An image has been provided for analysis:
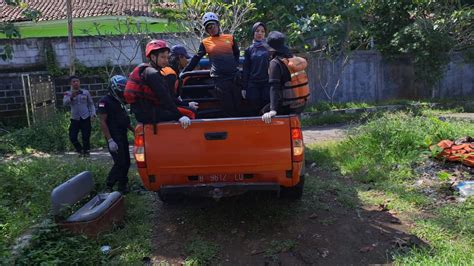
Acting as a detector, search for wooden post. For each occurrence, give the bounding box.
[66,0,76,75]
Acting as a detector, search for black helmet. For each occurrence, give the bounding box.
[109,75,127,102]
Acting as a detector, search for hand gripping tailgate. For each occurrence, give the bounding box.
[144,117,292,175]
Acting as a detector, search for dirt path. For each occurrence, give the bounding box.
[303,123,352,144]
[150,124,417,265]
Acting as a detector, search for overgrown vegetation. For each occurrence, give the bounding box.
[0,157,153,264]
[0,112,106,155]
[306,111,474,263]
[159,0,473,97]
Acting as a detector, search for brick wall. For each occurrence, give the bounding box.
[54,76,109,110]
[0,73,29,124]
[0,72,109,126]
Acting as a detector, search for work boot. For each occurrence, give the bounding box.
[82,150,90,157]
[117,183,129,195]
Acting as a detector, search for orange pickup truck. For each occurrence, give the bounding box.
[132,70,305,202]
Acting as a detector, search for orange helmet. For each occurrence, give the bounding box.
[145,40,169,58]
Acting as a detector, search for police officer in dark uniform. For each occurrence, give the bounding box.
[98,75,133,193]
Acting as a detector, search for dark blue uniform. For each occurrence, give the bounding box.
[97,95,131,191]
[243,41,270,114]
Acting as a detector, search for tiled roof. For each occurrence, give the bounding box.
[0,0,176,23]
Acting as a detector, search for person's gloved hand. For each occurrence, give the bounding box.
[241,90,246,99]
[108,138,119,153]
[262,110,277,124]
[179,116,191,129]
[188,101,199,110]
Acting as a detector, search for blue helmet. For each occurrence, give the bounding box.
[109,75,127,101]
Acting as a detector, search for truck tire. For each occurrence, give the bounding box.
[280,175,305,200]
[157,191,182,204]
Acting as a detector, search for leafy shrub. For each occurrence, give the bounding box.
[0,112,106,155]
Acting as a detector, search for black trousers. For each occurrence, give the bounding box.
[246,81,270,115]
[69,117,91,153]
[106,133,130,189]
[131,104,181,124]
[215,78,242,117]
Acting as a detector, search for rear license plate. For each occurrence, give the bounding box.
[198,174,244,183]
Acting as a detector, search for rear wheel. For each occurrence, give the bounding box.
[280,175,305,200]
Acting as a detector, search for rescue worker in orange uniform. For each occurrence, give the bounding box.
[262,31,310,123]
[182,12,241,117]
[124,40,196,128]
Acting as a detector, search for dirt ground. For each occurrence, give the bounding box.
[150,124,422,265]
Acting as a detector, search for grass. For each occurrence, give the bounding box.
[0,156,154,264]
[305,110,474,264]
[184,238,220,265]
[0,112,107,155]
[0,17,180,39]
[264,240,296,261]
[301,112,362,127]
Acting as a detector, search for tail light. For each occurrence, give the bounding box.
[134,130,146,168]
[291,127,304,162]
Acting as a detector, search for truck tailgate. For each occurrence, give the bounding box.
[143,117,292,175]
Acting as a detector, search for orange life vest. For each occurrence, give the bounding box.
[164,67,195,119]
[162,66,180,95]
[279,56,310,110]
[124,64,178,105]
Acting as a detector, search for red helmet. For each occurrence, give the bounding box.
[145,40,169,58]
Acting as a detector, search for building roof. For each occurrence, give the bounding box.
[0,0,176,23]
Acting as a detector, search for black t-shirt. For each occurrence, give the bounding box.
[268,56,291,112]
[97,95,130,135]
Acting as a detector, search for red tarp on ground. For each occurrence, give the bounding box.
[431,137,474,167]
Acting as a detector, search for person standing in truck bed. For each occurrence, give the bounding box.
[181,12,242,117]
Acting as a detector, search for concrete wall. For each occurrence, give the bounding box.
[0,34,199,71]
[1,46,473,125]
[305,51,472,103]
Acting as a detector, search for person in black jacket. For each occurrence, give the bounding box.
[98,75,133,194]
[242,22,270,115]
[125,40,192,128]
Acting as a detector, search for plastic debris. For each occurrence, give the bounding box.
[100,245,111,255]
[456,181,474,197]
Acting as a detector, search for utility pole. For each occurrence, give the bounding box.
[66,0,76,75]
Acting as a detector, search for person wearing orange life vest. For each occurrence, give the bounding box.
[162,62,199,118]
[262,31,310,124]
[124,40,196,128]
[181,12,242,117]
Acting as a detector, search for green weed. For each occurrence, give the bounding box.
[264,239,296,261]
[0,157,153,264]
[302,113,362,127]
[0,112,107,155]
[184,238,219,265]
[305,111,474,264]
[334,112,473,182]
